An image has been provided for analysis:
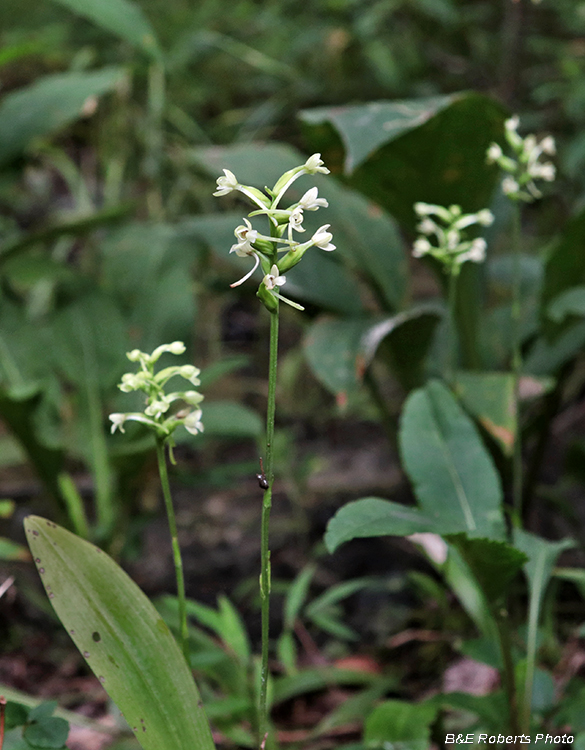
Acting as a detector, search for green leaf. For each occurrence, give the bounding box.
[217,595,251,664]
[23,516,215,750]
[548,286,585,322]
[271,668,378,705]
[101,223,196,355]
[200,401,263,439]
[524,321,585,376]
[513,530,574,625]
[454,372,516,456]
[364,699,438,749]
[49,0,160,57]
[399,380,505,539]
[0,386,63,505]
[24,716,69,748]
[283,564,316,629]
[437,691,509,728]
[541,208,585,315]
[445,535,527,606]
[303,307,441,397]
[4,702,29,730]
[325,497,436,553]
[0,537,30,561]
[302,93,506,228]
[0,68,127,168]
[300,95,456,174]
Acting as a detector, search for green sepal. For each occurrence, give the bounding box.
[257,284,278,313]
[278,246,308,273]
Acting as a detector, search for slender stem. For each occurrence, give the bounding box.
[495,608,521,737]
[521,583,541,733]
[511,204,523,525]
[447,269,459,385]
[259,305,279,745]
[155,438,189,664]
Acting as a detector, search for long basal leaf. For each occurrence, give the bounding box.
[49,0,160,58]
[24,516,215,750]
[0,68,126,168]
[399,380,505,539]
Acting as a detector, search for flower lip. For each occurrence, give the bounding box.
[263,264,286,290]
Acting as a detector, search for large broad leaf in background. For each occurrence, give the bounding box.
[49,0,160,58]
[188,142,409,313]
[454,371,516,456]
[303,306,442,398]
[400,380,505,539]
[24,516,215,750]
[0,68,126,168]
[300,92,507,229]
[541,208,585,320]
[101,223,196,354]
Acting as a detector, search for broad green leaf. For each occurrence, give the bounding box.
[364,699,438,749]
[0,386,63,505]
[524,321,585,376]
[445,535,527,606]
[101,223,196,353]
[302,93,506,228]
[24,516,215,750]
[454,372,516,455]
[49,293,127,390]
[49,0,160,58]
[304,307,441,397]
[200,401,262,439]
[0,68,126,168]
[24,715,69,748]
[0,205,131,267]
[548,286,585,322]
[541,208,585,315]
[325,497,436,553]
[399,380,505,539]
[299,95,456,173]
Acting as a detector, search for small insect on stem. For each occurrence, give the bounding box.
[256,457,269,490]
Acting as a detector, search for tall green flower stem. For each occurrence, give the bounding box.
[156,437,189,665]
[510,203,523,526]
[259,306,279,744]
[447,268,459,385]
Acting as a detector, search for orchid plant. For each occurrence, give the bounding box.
[412,201,494,380]
[109,341,205,664]
[214,153,334,745]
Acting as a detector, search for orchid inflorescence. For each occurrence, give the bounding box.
[109,342,204,441]
[213,153,335,312]
[486,115,556,202]
[412,203,494,275]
